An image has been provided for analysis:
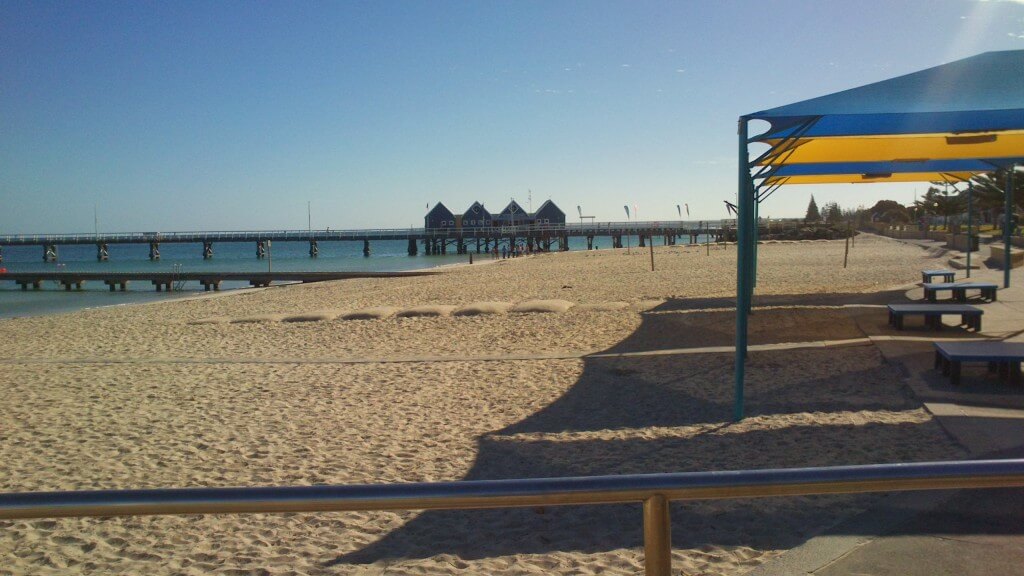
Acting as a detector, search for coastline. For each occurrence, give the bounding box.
[0,236,968,575]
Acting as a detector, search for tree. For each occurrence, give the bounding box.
[915,186,966,230]
[970,168,1024,229]
[867,200,910,223]
[823,201,843,224]
[805,195,821,223]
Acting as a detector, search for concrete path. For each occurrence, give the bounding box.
[749,239,1024,576]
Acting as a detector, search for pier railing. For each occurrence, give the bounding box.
[2,459,1022,575]
[0,218,814,246]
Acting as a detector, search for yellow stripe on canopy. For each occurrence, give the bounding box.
[759,130,1024,165]
[764,171,976,186]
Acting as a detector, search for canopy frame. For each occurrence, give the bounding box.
[733,50,1024,421]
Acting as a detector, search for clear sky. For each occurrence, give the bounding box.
[2,0,1023,233]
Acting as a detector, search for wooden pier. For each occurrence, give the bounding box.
[0,221,752,262]
[1,271,438,292]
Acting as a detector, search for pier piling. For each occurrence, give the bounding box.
[408,238,418,256]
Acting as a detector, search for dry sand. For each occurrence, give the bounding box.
[0,235,967,575]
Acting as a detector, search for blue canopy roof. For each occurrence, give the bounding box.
[750,50,1024,139]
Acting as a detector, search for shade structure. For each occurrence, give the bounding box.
[764,158,1024,186]
[733,50,1024,421]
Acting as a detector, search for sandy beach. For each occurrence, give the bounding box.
[0,235,968,575]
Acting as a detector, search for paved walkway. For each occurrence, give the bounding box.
[750,239,1024,576]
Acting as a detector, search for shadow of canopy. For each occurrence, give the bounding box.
[329,294,971,567]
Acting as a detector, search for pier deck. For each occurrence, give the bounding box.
[0,222,732,246]
[0,220,756,261]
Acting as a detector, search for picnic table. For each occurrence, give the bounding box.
[922,282,998,303]
[934,341,1024,386]
[887,304,983,331]
[922,269,955,283]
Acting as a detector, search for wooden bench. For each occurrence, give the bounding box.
[921,269,955,283]
[888,304,983,331]
[922,282,998,303]
[934,341,1024,386]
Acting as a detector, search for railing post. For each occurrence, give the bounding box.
[643,495,671,576]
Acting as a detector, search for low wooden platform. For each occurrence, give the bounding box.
[888,304,983,331]
[934,341,1024,386]
[922,282,998,303]
[0,270,438,292]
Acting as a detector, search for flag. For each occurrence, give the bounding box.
[676,205,681,218]
[577,205,582,217]
[685,203,690,217]
[624,205,630,218]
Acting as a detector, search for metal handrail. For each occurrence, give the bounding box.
[2,459,1022,576]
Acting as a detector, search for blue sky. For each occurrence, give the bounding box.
[2,0,1023,233]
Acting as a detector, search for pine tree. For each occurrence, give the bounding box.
[805,195,821,223]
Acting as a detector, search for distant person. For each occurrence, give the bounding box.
[501,246,507,259]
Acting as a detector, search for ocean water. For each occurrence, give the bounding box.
[0,235,694,318]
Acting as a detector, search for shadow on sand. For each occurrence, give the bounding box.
[328,290,1008,567]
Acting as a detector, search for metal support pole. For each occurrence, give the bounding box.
[967,181,973,279]
[1006,168,1015,289]
[643,495,671,576]
[734,117,751,422]
[752,200,759,287]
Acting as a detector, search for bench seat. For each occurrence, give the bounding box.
[922,269,955,283]
[934,341,1024,386]
[922,282,998,303]
[887,304,983,331]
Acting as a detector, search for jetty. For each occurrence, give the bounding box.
[1,271,438,292]
[0,221,752,262]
